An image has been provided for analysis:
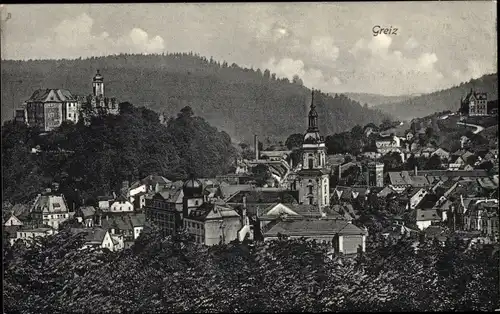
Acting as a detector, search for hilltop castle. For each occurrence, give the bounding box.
[15,70,119,131]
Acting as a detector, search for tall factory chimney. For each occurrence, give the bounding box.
[254,135,259,160]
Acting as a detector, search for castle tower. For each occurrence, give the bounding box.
[367,162,384,187]
[295,90,330,208]
[92,70,104,97]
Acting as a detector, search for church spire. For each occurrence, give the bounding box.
[307,89,319,132]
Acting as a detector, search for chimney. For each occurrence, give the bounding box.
[242,195,248,226]
[338,164,342,181]
[254,135,259,160]
[122,180,129,190]
[414,165,418,176]
[52,182,60,192]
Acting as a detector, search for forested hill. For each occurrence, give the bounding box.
[1,53,390,143]
[377,73,498,121]
[340,93,414,108]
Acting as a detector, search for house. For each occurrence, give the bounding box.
[431,148,450,161]
[75,206,97,227]
[405,131,414,142]
[407,187,428,210]
[382,222,419,240]
[377,186,396,198]
[30,189,74,229]
[263,219,368,255]
[259,150,292,162]
[4,213,24,227]
[129,175,172,196]
[219,183,253,201]
[15,227,57,245]
[183,202,242,246]
[22,88,81,131]
[416,208,441,230]
[460,89,488,116]
[97,195,114,211]
[100,213,146,248]
[386,171,431,192]
[109,196,134,213]
[70,227,117,251]
[375,134,401,155]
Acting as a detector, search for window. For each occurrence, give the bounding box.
[68,113,72,118]
[308,158,314,169]
[308,197,314,205]
[309,186,313,195]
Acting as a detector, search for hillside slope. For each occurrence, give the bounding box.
[377,73,498,120]
[341,93,414,108]
[1,53,390,143]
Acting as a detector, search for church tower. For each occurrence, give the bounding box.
[92,70,104,97]
[295,90,330,208]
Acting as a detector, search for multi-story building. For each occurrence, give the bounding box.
[293,90,330,208]
[463,199,499,241]
[183,201,242,245]
[22,88,80,131]
[367,162,384,187]
[460,89,488,116]
[30,187,74,229]
[375,134,401,155]
[145,189,183,236]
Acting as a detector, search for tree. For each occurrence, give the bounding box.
[292,74,303,86]
[263,69,271,80]
[425,154,444,170]
[285,133,303,149]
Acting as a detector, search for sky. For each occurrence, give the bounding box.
[1,2,497,96]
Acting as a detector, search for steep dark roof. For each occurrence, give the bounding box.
[263,219,366,237]
[28,89,76,102]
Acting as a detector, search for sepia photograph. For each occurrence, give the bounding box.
[1,2,498,312]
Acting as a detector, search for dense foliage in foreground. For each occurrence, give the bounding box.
[2,104,236,206]
[4,227,499,313]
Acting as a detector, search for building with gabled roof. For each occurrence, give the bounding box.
[4,213,24,227]
[30,189,74,230]
[21,88,81,131]
[416,208,442,230]
[183,202,242,245]
[263,218,367,255]
[69,227,116,251]
[460,89,488,116]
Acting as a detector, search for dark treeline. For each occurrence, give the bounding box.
[1,53,390,143]
[3,225,499,313]
[1,104,236,206]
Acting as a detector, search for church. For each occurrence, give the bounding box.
[292,90,330,209]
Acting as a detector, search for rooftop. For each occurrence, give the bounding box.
[263,219,367,237]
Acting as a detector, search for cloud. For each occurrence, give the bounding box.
[310,36,339,62]
[11,13,165,59]
[346,34,445,94]
[404,37,419,50]
[262,57,341,91]
[452,59,496,82]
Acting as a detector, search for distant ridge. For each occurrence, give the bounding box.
[1,53,390,143]
[377,73,498,120]
[338,92,414,108]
